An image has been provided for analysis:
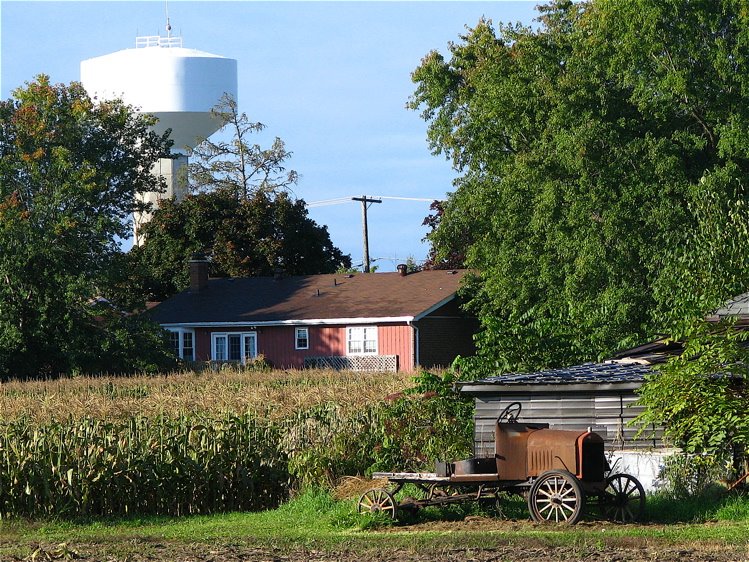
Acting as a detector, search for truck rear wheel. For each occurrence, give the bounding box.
[600,473,645,523]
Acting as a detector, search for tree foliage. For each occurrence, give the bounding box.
[410,0,749,374]
[130,94,350,301]
[636,319,749,467]
[188,94,298,200]
[0,76,176,378]
[421,200,468,270]
[132,191,351,301]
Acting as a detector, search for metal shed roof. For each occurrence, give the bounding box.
[457,361,654,395]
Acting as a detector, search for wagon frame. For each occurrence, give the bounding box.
[358,403,645,524]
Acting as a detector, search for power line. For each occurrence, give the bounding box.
[306,194,438,208]
[372,196,436,202]
[306,197,355,208]
[305,194,440,272]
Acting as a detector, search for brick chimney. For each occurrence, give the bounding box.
[189,258,209,292]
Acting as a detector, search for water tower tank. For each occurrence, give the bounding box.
[81,36,237,244]
[80,36,237,153]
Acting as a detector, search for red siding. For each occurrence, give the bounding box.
[378,324,415,372]
[191,323,416,371]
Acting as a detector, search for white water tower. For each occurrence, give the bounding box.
[80,32,237,244]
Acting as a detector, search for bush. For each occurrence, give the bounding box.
[656,452,731,499]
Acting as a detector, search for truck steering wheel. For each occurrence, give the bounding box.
[497,401,522,423]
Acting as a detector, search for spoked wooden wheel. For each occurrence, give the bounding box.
[528,470,584,524]
[600,473,645,523]
[357,488,398,519]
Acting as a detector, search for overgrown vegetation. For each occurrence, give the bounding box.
[0,368,472,519]
[637,320,749,473]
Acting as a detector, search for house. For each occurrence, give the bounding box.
[148,260,477,372]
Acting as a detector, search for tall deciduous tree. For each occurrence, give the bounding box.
[130,94,350,301]
[0,76,176,378]
[188,94,298,200]
[421,200,468,270]
[410,0,749,374]
[132,191,351,301]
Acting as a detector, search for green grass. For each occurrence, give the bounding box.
[2,489,749,560]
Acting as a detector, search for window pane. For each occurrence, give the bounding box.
[182,332,194,361]
[346,326,377,355]
[244,334,256,360]
[215,335,227,361]
[229,334,241,361]
[296,328,308,349]
[169,332,180,357]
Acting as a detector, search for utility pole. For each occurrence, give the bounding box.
[352,195,382,272]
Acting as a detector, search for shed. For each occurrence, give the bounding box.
[457,361,666,458]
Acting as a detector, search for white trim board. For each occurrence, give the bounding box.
[160,316,414,329]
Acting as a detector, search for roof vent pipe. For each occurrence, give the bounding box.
[188,258,209,292]
[397,264,408,277]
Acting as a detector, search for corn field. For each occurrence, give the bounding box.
[0,368,471,518]
[0,367,412,423]
[0,414,288,518]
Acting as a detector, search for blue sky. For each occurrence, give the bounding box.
[1,1,539,271]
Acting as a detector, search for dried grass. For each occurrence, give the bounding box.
[0,367,414,423]
[332,476,390,500]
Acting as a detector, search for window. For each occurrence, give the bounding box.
[212,332,257,363]
[346,326,378,355]
[295,327,309,350]
[166,328,195,361]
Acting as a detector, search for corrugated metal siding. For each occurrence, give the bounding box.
[473,392,663,458]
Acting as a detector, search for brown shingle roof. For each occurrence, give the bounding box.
[149,270,468,325]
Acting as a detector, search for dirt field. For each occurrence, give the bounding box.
[5,518,748,562]
[4,541,747,562]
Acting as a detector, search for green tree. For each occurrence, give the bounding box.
[188,94,298,200]
[636,319,749,472]
[421,200,468,270]
[132,190,351,301]
[0,76,176,378]
[131,94,350,301]
[409,0,749,374]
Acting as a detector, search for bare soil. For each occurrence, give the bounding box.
[4,542,746,562]
[4,530,747,562]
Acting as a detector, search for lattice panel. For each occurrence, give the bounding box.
[304,355,398,372]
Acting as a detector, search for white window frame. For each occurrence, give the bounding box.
[295,327,309,350]
[346,326,378,356]
[166,328,195,361]
[211,332,257,363]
